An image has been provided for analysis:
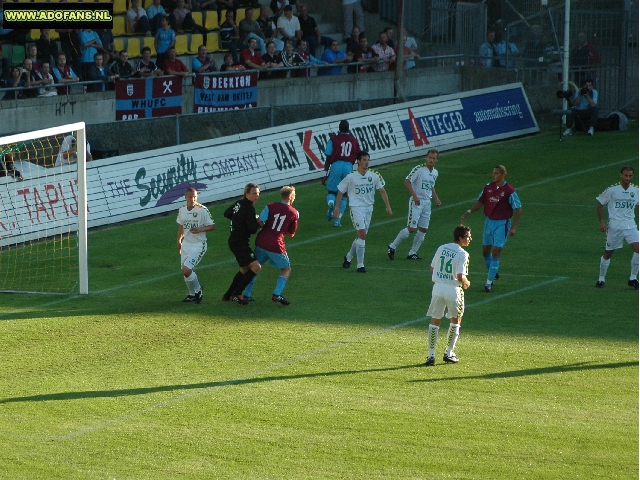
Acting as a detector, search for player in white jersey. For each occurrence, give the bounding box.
[334,150,392,273]
[387,149,441,261]
[425,225,471,366]
[176,187,216,303]
[595,166,639,289]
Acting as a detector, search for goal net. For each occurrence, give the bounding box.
[0,122,88,294]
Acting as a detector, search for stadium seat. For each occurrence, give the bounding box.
[204,11,219,30]
[113,0,127,14]
[235,9,245,23]
[11,45,25,66]
[28,29,41,42]
[114,38,127,54]
[191,11,203,29]
[189,33,203,54]
[174,34,189,55]
[206,32,223,52]
[50,30,60,40]
[113,16,127,36]
[142,36,156,56]
[126,37,141,58]
[144,0,153,7]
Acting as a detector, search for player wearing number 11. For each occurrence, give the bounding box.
[243,186,299,305]
[425,225,471,366]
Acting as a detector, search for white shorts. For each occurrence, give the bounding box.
[349,206,373,232]
[605,227,639,250]
[426,282,464,319]
[407,197,432,230]
[181,242,207,270]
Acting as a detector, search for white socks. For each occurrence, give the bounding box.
[355,238,365,268]
[409,231,426,255]
[185,272,201,295]
[390,228,410,249]
[598,256,610,282]
[427,324,439,358]
[631,252,639,280]
[445,323,460,356]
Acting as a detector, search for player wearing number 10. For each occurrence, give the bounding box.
[322,120,360,227]
[425,225,471,366]
[243,186,299,305]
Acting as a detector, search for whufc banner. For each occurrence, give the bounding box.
[193,72,258,113]
[115,76,182,120]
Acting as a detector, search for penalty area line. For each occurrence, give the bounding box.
[52,276,566,441]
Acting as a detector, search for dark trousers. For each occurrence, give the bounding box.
[567,106,599,130]
[132,15,151,34]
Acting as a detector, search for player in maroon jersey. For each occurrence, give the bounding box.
[243,186,299,305]
[460,165,522,292]
[322,120,360,227]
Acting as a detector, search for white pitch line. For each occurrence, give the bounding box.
[50,275,566,441]
[1,156,633,318]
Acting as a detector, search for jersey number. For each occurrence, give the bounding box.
[271,213,287,232]
[438,256,453,274]
[340,141,352,157]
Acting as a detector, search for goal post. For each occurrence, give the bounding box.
[0,122,89,295]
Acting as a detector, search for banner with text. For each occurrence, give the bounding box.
[1,83,538,245]
[115,76,182,120]
[193,71,259,113]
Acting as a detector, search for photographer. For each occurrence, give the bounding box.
[563,78,599,137]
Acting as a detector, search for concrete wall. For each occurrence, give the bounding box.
[0,66,460,136]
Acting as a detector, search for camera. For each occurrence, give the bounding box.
[580,87,589,95]
[556,90,573,100]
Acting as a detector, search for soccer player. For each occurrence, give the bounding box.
[387,149,441,261]
[222,183,262,305]
[322,120,360,227]
[335,150,392,273]
[176,187,215,303]
[460,165,522,293]
[243,186,299,305]
[425,225,471,366]
[595,166,639,289]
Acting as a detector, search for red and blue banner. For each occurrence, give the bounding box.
[115,76,182,121]
[193,72,259,113]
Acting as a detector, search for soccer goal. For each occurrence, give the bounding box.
[0,122,88,295]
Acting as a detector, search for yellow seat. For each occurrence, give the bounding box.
[235,9,245,23]
[113,16,127,36]
[49,30,60,40]
[206,32,222,52]
[27,29,40,41]
[113,0,127,14]
[114,38,127,54]
[204,10,219,30]
[144,0,153,7]
[174,34,189,55]
[142,36,156,56]
[191,11,203,29]
[127,37,141,58]
[189,33,203,54]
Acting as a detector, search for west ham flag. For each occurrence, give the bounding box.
[115,76,183,120]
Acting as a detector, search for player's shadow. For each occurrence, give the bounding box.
[0,364,424,404]
[409,360,637,383]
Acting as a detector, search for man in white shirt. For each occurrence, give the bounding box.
[388,149,441,261]
[334,150,392,273]
[176,187,216,303]
[276,5,301,43]
[425,225,472,366]
[595,166,639,289]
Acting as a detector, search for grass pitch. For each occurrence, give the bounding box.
[0,121,637,479]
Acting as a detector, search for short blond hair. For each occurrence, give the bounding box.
[280,185,295,199]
